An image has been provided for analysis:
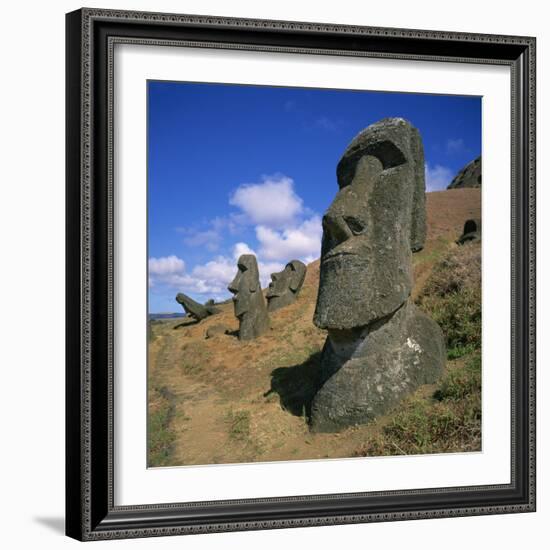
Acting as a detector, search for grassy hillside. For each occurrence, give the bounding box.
[148,188,482,467]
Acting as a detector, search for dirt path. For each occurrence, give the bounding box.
[149,316,446,466]
[148,189,482,467]
[150,327,236,465]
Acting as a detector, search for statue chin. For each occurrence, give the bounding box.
[315,277,394,330]
[233,300,247,318]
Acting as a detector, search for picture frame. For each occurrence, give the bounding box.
[65,7,536,541]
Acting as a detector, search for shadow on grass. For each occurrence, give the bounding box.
[264,351,323,419]
[173,317,199,330]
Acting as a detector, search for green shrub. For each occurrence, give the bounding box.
[417,243,481,359]
[148,386,176,466]
[355,353,482,457]
[435,353,481,401]
[225,410,251,441]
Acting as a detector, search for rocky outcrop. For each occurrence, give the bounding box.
[311,118,445,432]
[447,156,481,189]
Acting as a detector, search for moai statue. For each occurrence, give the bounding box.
[175,292,220,322]
[266,260,307,312]
[311,118,445,432]
[457,218,482,245]
[228,254,270,341]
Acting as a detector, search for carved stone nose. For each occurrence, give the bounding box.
[323,214,353,247]
[227,281,238,294]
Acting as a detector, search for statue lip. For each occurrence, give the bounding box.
[323,250,357,262]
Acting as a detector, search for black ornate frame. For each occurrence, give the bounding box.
[66,8,536,541]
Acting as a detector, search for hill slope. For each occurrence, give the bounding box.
[148,188,481,467]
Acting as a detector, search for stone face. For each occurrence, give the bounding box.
[457,218,482,245]
[447,156,482,189]
[311,118,445,432]
[314,118,426,331]
[266,260,307,312]
[228,254,270,341]
[175,292,220,321]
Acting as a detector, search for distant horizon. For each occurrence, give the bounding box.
[148,81,481,313]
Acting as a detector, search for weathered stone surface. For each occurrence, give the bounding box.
[205,324,230,339]
[228,254,270,341]
[457,218,482,245]
[175,292,220,321]
[447,156,482,189]
[266,260,307,312]
[311,118,445,432]
[314,118,426,331]
[311,303,445,432]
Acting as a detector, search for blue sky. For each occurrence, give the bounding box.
[148,81,481,313]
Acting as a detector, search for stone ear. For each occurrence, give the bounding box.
[409,128,427,252]
[249,263,260,292]
[289,262,306,292]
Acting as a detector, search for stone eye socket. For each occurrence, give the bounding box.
[344,216,366,236]
[238,264,248,272]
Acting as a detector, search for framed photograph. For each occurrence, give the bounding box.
[66,8,536,541]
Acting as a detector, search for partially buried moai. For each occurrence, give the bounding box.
[175,292,220,322]
[457,218,481,245]
[266,260,307,312]
[311,118,445,432]
[228,254,270,341]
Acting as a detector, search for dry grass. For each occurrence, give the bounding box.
[354,353,481,457]
[416,241,481,358]
[148,385,177,466]
[147,189,482,466]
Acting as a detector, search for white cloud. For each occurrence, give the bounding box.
[149,255,233,298]
[232,242,256,259]
[256,215,322,262]
[151,174,322,304]
[191,256,236,294]
[229,175,304,228]
[148,255,185,275]
[446,138,465,155]
[183,229,221,251]
[179,215,243,252]
[257,260,286,288]
[425,163,454,192]
[314,116,342,132]
[149,245,286,300]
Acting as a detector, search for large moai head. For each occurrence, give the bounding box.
[313,118,426,330]
[228,254,270,340]
[266,260,307,312]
